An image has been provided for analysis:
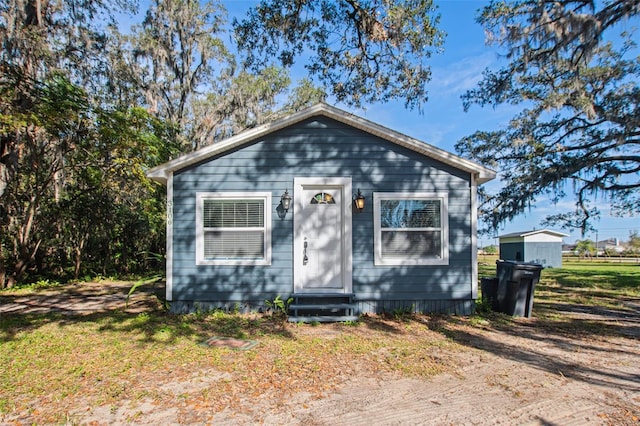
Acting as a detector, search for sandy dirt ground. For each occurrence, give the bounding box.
[1,282,639,425]
[203,313,640,426]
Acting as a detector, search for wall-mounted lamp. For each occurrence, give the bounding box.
[354,189,365,212]
[280,189,292,212]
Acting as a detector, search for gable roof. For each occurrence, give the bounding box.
[499,229,570,239]
[147,103,497,185]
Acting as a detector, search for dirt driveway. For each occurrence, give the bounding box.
[226,308,640,425]
[1,281,639,425]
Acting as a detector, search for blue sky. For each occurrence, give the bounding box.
[374,1,639,245]
[123,1,636,245]
[224,0,639,245]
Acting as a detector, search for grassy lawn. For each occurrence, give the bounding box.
[0,293,457,423]
[1,259,638,423]
[479,255,640,301]
[478,255,640,332]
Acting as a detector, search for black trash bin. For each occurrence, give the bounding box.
[496,260,543,317]
[480,277,499,311]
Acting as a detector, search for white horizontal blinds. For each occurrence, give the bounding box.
[380,199,442,258]
[203,231,264,258]
[202,200,265,259]
[203,200,264,227]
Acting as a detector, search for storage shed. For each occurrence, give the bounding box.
[147,103,496,320]
[498,230,569,268]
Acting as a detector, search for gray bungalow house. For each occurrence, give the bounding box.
[147,103,496,320]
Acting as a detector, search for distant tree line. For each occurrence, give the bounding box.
[570,231,640,258]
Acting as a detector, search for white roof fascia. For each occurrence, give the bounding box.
[146,103,497,185]
[521,229,569,238]
[500,229,570,239]
[146,105,324,184]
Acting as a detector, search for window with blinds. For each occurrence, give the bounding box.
[374,193,449,266]
[196,193,271,265]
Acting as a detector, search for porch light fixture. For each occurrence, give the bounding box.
[354,189,365,212]
[280,189,292,212]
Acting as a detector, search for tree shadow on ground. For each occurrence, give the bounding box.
[347,282,640,394]
[0,280,295,344]
[444,321,640,392]
[2,278,639,397]
[437,299,640,394]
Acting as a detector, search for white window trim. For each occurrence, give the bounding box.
[373,192,449,266]
[166,173,174,301]
[195,192,272,266]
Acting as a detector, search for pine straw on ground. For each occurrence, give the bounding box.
[2,276,639,425]
[1,296,462,424]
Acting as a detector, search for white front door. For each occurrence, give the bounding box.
[293,178,352,293]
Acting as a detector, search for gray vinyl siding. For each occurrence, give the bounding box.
[524,242,563,268]
[170,116,474,312]
[500,241,563,268]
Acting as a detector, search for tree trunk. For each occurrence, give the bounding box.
[73,233,87,280]
[0,254,6,289]
[9,239,42,287]
[74,246,81,280]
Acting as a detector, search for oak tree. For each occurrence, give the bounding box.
[456,0,640,235]
[114,0,323,150]
[0,0,176,286]
[233,0,445,110]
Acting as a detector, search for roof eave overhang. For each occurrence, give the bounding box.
[522,230,570,238]
[146,103,497,185]
[500,229,570,239]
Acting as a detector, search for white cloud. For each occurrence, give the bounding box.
[429,52,496,96]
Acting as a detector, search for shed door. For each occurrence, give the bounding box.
[293,178,352,293]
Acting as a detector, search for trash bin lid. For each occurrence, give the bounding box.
[497,260,543,270]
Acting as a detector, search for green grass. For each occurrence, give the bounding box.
[0,305,458,423]
[544,262,639,293]
[478,255,639,299]
[1,260,638,422]
[477,256,640,334]
[536,261,639,306]
[532,261,639,331]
